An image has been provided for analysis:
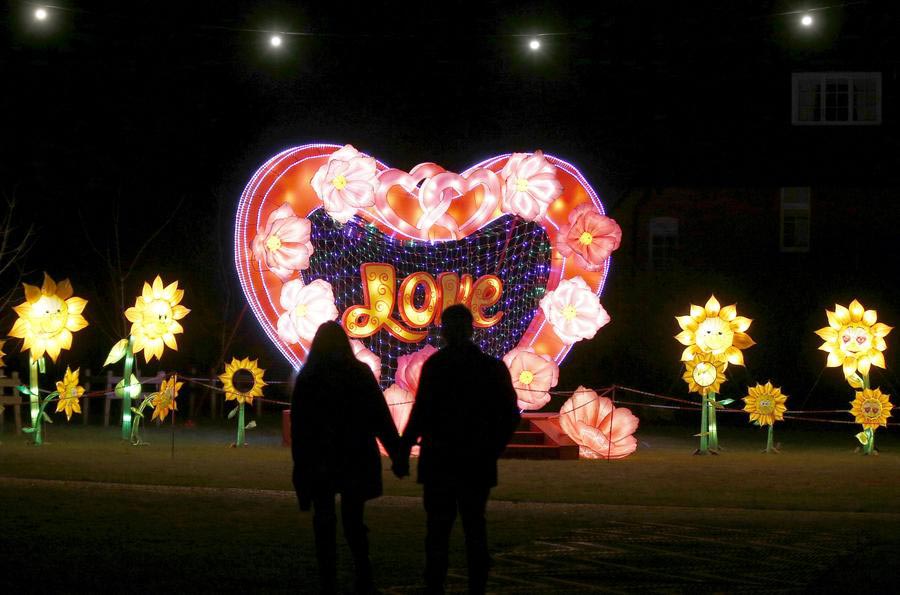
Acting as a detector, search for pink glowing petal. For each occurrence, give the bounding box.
[600,407,640,443]
[605,435,638,459]
[273,217,311,244]
[271,244,311,272]
[342,156,377,181]
[378,384,420,457]
[341,180,376,208]
[526,176,563,204]
[517,154,548,179]
[266,203,296,227]
[350,339,381,382]
[329,144,362,162]
[279,279,305,310]
[395,345,438,394]
[276,312,301,344]
[500,153,528,179]
[517,391,551,411]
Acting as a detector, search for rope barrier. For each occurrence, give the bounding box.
[10,371,889,428]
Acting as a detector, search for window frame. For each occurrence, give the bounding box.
[792,72,882,126]
[779,187,811,253]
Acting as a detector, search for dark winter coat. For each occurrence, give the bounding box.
[402,341,520,488]
[291,357,399,507]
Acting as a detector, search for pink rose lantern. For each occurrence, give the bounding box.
[310,144,379,223]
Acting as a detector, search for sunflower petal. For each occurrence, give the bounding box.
[674,330,694,346]
[719,304,737,321]
[870,351,886,369]
[842,357,858,378]
[731,316,752,333]
[726,347,745,366]
[834,304,851,325]
[872,323,893,338]
[849,300,865,322]
[705,296,720,317]
[815,326,839,341]
[675,315,697,331]
[863,309,878,326]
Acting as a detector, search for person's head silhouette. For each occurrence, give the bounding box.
[307,320,355,365]
[440,304,474,346]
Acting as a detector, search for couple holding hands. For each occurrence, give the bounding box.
[291,305,521,594]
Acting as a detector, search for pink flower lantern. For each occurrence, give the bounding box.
[502,347,559,410]
[559,386,638,459]
[395,344,438,394]
[310,144,378,223]
[556,204,621,271]
[378,384,419,457]
[250,204,315,281]
[499,151,563,221]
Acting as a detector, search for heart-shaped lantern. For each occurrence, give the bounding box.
[235,144,616,386]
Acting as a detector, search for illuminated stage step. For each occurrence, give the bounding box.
[501,413,579,460]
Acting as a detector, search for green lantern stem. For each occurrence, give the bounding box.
[129,395,154,446]
[697,394,710,454]
[863,427,875,455]
[707,392,719,451]
[28,356,42,444]
[236,402,246,447]
[119,337,136,441]
[765,423,775,453]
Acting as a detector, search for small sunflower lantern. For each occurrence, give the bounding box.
[850,388,892,455]
[219,358,267,447]
[743,382,788,453]
[18,367,85,445]
[675,295,754,454]
[128,375,182,446]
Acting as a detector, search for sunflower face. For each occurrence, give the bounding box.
[9,273,89,362]
[125,276,190,362]
[682,353,726,395]
[54,367,85,421]
[850,388,892,430]
[219,358,267,405]
[743,382,788,426]
[151,375,182,422]
[816,300,891,380]
[675,295,754,366]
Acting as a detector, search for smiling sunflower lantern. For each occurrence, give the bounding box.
[219,358,267,447]
[815,299,891,385]
[850,388,892,455]
[675,295,754,366]
[743,382,788,453]
[682,353,727,396]
[9,273,88,363]
[125,276,191,363]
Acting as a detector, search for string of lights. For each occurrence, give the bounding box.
[15,1,869,54]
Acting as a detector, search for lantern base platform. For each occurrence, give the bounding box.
[501,414,579,460]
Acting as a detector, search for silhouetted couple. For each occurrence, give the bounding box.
[291,305,520,594]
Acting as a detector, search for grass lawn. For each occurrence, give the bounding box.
[1,420,899,592]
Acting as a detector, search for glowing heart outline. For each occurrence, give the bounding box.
[235,143,612,373]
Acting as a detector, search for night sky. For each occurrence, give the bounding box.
[1,1,897,393]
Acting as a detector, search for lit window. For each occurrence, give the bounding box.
[648,217,678,270]
[793,73,881,125]
[780,188,810,252]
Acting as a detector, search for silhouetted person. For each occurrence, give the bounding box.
[291,321,401,594]
[397,305,520,594]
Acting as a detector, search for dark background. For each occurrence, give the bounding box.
[2,1,898,413]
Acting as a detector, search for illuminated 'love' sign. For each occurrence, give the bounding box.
[342,263,503,343]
